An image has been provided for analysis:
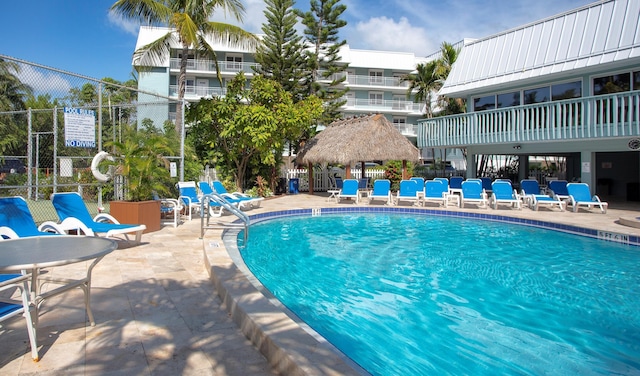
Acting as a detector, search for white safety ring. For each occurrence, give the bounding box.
[91,151,114,182]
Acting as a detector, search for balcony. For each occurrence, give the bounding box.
[418,91,640,148]
[169,58,259,75]
[318,70,411,92]
[169,85,227,99]
[342,97,423,115]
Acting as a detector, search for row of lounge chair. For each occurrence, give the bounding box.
[173,181,264,222]
[332,177,608,213]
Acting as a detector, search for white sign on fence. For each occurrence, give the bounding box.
[63,107,96,148]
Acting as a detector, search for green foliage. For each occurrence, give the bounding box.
[255,0,307,102]
[105,124,173,201]
[384,160,414,192]
[186,73,322,190]
[296,0,349,124]
[245,176,272,197]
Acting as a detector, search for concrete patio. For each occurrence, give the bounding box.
[1,193,639,375]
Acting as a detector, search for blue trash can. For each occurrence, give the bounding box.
[289,178,299,194]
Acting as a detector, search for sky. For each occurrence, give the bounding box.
[1,0,596,83]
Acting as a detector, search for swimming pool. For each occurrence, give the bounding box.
[238,211,640,375]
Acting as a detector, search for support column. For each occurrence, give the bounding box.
[580,151,596,192]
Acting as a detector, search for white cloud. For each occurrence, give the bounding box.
[107,10,140,36]
[352,16,434,57]
[209,0,267,33]
[16,64,73,95]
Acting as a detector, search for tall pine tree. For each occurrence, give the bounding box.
[297,0,349,124]
[255,0,307,102]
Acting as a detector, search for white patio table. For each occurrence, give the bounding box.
[0,235,117,361]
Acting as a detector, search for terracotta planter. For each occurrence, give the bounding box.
[109,200,161,233]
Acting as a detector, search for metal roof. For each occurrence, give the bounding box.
[440,0,640,97]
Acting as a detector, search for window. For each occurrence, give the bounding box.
[634,71,640,90]
[474,95,495,111]
[497,91,520,108]
[369,92,383,106]
[185,77,195,94]
[369,70,383,85]
[225,55,243,71]
[393,117,407,132]
[523,86,550,104]
[552,81,582,101]
[593,73,630,95]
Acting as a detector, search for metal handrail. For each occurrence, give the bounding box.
[199,193,250,242]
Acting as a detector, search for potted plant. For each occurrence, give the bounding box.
[105,126,174,233]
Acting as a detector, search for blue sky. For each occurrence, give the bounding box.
[1,0,595,83]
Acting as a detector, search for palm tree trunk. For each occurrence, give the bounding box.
[175,44,189,135]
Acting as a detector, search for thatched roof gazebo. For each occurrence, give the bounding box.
[297,113,420,194]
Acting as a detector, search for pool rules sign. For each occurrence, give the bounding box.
[64,107,96,148]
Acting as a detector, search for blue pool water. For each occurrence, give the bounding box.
[239,213,640,375]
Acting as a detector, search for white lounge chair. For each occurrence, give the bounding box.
[489,180,522,210]
[460,180,488,209]
[567,183,608,213]
[51,192,146,243]
[396,180,422,206]
[367,179,392,205]
[337,179,360,204]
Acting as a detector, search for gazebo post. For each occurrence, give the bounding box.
[308,162,314,194]
[360,161,365,180]
[402,160,408,180]
[345,164,351,179]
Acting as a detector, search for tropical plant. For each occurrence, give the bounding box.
[402,60,439,118]
[105,125,174,201]
[384,160,414,192]
[186,73,322,190]
[0,58,32,154]
[110,0,260,134]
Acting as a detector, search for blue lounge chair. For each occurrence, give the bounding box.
[199,181,246,209]
[0,274,38,360]
[152,192,182,228]
[178,181,223,219]
[567,183,608,213]
[358,177,370,190]
[0,196,68,238]
[51,192,146,243]
[434,177,449,192]
[548,180,570,201]
[396,180,422,206]
[337,179,360,204]
[460,180,488,209]
[480,177,493,193]
[366,179,392,205]
[490,180,522,210]
[449,176,464,194]
[423,180,449,207]
[211,180,264,208]
[520,179,565,211]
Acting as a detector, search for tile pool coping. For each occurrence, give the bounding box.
[205,206,639,376]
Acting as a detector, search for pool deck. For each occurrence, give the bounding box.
[1,193,640,375]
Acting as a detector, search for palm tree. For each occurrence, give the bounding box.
[0,58,32,154]
[402,60,439,118]
[110,0,259,134]
[434,42,464,115]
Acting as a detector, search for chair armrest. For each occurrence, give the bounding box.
[38,221,70,235]
[58,218,96,236]
[94,213,120,224]
[0,226,19,239]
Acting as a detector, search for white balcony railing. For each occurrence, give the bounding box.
[170,58,260,74]
[169,85,227,98]
[317,70,410,89]
[418,91,640,148]
[344,97,423,114]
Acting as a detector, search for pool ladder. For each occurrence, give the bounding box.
[199,193,249,242]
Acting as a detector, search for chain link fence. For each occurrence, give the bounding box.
[0,55,185,223]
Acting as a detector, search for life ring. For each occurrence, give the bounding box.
[91,151,114,182]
